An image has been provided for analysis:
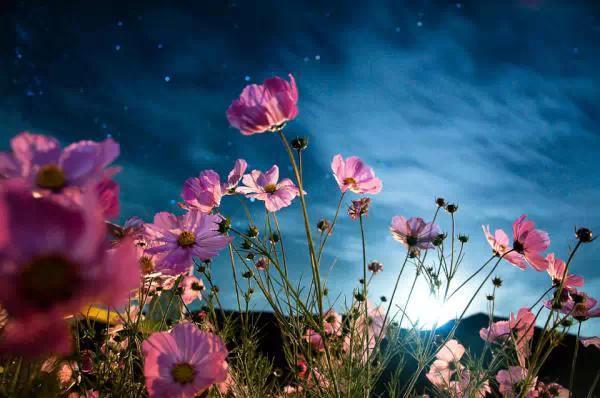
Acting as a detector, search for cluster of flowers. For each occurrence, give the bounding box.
[0,72,598,398]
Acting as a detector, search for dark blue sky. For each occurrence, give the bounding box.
[2,0,599,334]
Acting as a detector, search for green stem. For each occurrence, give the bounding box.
[569,322,582,397]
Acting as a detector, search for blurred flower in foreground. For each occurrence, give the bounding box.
[144,210,233,275]
[142,322,228,397]
[331,154,382,194]
[237,165,301,212]
[0,181,139,357]
[549,290,600,322]
[227,74,298,135]
[0,132,120,215]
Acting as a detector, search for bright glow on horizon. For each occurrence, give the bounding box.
[395,283,465,330]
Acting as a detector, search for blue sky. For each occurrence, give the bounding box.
[2,0,599,334]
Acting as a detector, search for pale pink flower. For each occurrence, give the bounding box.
[345,301,387,362]
[303,329,325,352]
[181,159,247,213]
[545,253,583,289]
[482,225,526,269]
[581,336,600,350]
[0,182,139,357]
[0,132,119,199]
[426,339,465,387]
[509,308,536,366]
[323,309,343,336]
[390,216,441,251]
[331,154,382,194]
[479,320,511,343]
[445,370,491,398]
[496,367,537,398]
[142,323,228,398]
[144,210,233,275]
[237,165,301,212]
[179,274,204,305]
[227,74,298,135]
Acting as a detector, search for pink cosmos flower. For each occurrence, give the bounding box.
[303,329,325,352]
[512,215,550,271]
[496,367,537,398]
[480,308,535,367]
[345,300,387,362]
[144,210,233,275]
[581,337,600,350]
[323,309,343,336]
[482,226,526,269]
[237,165,301,212]
[331,154,382,194]
[426,339,465,387]
[0,132,119,197]
[179,274,204,305]
[347,197,371,220]
[368,260,384,273]
[0,182,139,356]
[556,290,600,322]
[142,322,228,398]
[545,253,583,289]
[181,159,247,213]
[390,216,441,252]
[483,215,550,271]
[534,381,569,398]
[226,74,298,135]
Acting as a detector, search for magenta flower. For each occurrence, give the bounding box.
[581,337,600,350]
[331,154,382,194]
[426,339,465,387]
[482,215,550,271]
[556,290,600,322]
[545,253,583,289]
[181,159,247,213]
[479,320,511,343]
[511,215,550,271]
[179,274,204,305]
[142,323,228,398]
[0,132,119,195]
[237,165,301,212]
[390,216,441,252]
[226,74,298,135]
[0,182,139,357]
[496,367,537,398]
[144,211,233,275]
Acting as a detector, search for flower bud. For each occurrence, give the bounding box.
[290,136,309,151]
[445,203,458,214]
[458,234,469,243]
[247,225,259,238]
[435,197,446,207]
[575,227,593,243]
[492,277,503,288]
[270,232,280,243]
[218,217,231,234]
[317,219,331,233]
[242,270,253,279]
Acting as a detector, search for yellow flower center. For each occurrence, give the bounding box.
[171,363,195,384]
[18,253,80,308]
[343,177,356,186]
[35,164,66,190]
[264,184,277,194]
[177,231,196,248]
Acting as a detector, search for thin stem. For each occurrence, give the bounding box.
[569,322,582,397]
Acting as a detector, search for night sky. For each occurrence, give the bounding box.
[2,0,599,335]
